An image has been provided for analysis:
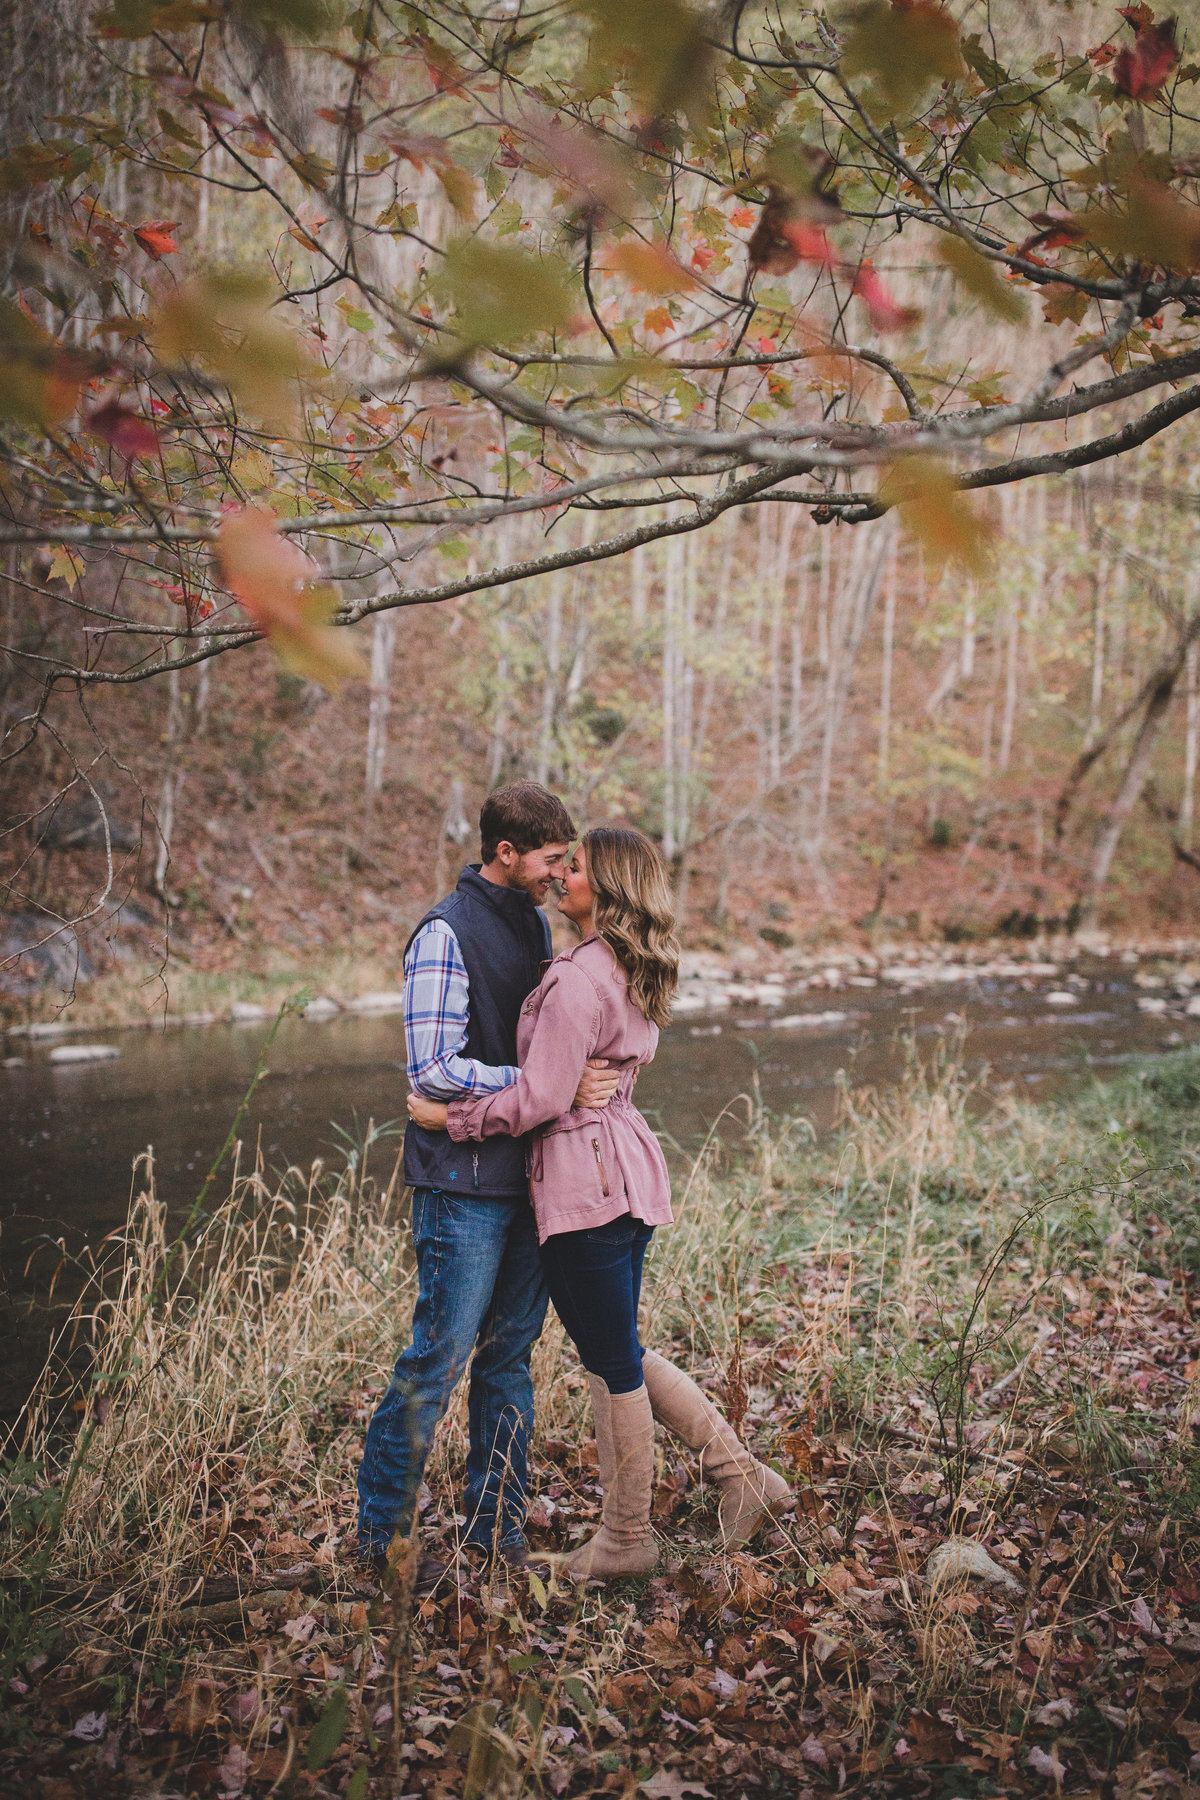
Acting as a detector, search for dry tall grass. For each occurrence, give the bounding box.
[3,1046,1196,1796]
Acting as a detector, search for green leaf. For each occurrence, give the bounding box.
[840,1,967,110]
[526,1566,548,1610]
[582,0,713,126]
[345,1768,368,1800]
[939,236,1026,323]
[305,1685,348,1772]
[491,197,524,237]
[438,239,573,346]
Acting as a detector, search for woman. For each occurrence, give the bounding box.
[407,826,789,1579]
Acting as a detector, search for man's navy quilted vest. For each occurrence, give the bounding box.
[402,864,552,1196]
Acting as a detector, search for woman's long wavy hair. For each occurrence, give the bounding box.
[582,826,680,1029]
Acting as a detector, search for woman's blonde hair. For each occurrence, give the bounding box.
[582,826,680,1028]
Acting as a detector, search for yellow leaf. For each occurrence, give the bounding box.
[607,240,696,294]
[878,455,991,575]
[47,546,85,586]
[1041,283,1090,327]
[153,273,311,431]
[939,236,1026,323]
[436,163,477,220]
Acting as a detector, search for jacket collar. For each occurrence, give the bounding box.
[457,863,540,922]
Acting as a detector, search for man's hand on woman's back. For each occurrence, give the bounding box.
[574,1059,620,1110]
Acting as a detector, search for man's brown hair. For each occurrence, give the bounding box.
[480,783,575,863]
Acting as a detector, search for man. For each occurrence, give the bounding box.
[356,782,618,1582]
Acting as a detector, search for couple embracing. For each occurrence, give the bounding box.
[355,783,790,1587]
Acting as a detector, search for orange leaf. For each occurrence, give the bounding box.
[642,305,674,335]
[879,455,991,574]
[729,206,756,229]
[133,220,178,259]
[216,506,365,689]
[607,240,696,293]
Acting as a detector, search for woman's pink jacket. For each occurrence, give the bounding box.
[445,935,674,1244]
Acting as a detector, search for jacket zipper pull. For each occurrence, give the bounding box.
[591,1138,610,1197]
[472,1151,479,1191]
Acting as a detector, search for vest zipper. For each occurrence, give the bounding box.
[591,1138,610,1197]
[472,1152,479,1190]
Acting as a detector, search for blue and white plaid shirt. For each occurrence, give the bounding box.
[403,918,518,1100]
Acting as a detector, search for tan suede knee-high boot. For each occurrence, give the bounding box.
[562,1377,657,1580]
[641,1350,790,1548]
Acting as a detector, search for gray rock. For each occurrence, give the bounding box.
[303,995,340,1020]
[0,913,95,996]
[229,1001,270,1025]
[48,1043,121,1064]
[348,990,406,1014]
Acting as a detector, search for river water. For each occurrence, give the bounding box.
[2,957,1195,1421]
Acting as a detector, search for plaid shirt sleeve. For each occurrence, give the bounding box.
[403,919,518,1099]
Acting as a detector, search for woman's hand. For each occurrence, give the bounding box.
[407,1092,450,1131]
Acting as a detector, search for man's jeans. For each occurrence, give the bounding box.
[357,1186,549,1557]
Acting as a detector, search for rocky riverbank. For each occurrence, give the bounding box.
[6,923,1200,1052]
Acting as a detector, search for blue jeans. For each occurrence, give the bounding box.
[539,1215,655,1393]
[357,1187,549,1557]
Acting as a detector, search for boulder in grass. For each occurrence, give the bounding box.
[48,1043,120,1064]
[925,1537,1023,1596]
[1044,990,1079,1006]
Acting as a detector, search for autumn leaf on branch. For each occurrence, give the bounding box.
[607,240,697,294]
[152,272,312,430]
[87,397,160,460]
[437,240,575,347]
[0,299,89,428]
[581,0,712,130]
[215,506,364,689]
[132,220,178,259]
[839,0,967,111]
[939,235,1027,323]
[852,263,920,331]
[878,454,992,573]
[1113,12,1179,98]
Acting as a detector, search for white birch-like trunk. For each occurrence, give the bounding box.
[363,610,396,824]
[535,573,563,786]
[879,533,897,789]
[1183,640,1199,849]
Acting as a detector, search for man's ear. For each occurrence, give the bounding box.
[494,839,517,868]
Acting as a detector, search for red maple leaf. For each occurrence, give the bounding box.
[1113,16,1178,97]
[87,398,159,460]
[133,220,178,259]
[852,263,920,331]
[1017,211,1085,257]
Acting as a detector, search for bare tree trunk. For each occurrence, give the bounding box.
[879,531,897,790]
[1080,632,1199,925]
[631,540,648,629]
[487,609,510,788]
[1183,639,1199,850]
[363,610,396,828]
[661,532,683,858]
[535,573,563,786]
[960,579,976,681]
[999,589,1020,772]
[1087,555,1108,748]
[153,668,184,901]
